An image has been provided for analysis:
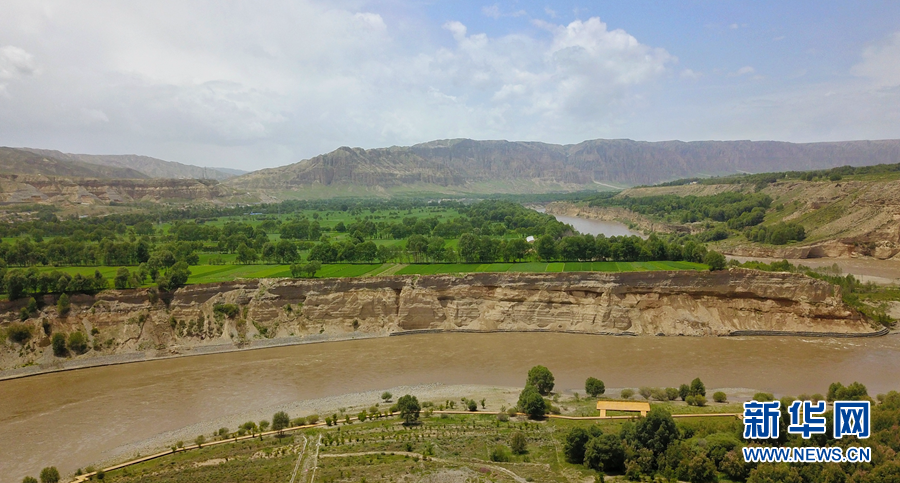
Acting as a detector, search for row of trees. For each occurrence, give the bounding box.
[588,192,773,226]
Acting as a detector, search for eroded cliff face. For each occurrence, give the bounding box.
[0,270,877,372]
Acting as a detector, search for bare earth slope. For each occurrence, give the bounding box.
[229,138,900,192]
[0,270,877,377]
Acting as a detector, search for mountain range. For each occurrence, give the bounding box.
[228,138,900,191]
[0,147,245,180]
[3,139,900,202]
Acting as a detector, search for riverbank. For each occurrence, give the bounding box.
[1,269,883,381]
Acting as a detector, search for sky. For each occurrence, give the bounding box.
[0,0,898,170]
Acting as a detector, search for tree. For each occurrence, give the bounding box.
[397,394,421,425]
[626,407,679,458]
[272,411,291,432]
[510,431,527,454]
[536,235,557,261]
[303,261,322,278]
[526,365,555,395]
[68,332,88,354]
[114,267,131,289]
[713,391,727,403]
[167,262,191,290]
[679,384,690,401]
[51,333,67,357]
[583,434,625,473]
[620,388,634,399]
[518,385,547,419]
[564,427,600,464]
[704,250,726,271]
[39,467,60,483]
[381,391,392,402]
[690,377,706,397]
[585,377,605,397]
[681,453,718,483]
[23,477,38,483]
[57,293,70,317]
[466,399,478,411]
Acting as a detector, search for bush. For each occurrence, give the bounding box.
[704,250,727,271]
[381,391,392,402]
[620,388,634,399]
[39,467,60,483]
[639,386,652,400]
[272,411,290,431]
[753,392,774,402]
[489,445,511,462]
[518,385,547,419]
[585,377,605,397]
[665,387,680,401]
[510,431,527,454]
[686,395,707,407]
[213,303,240,319]
[526,365,555,395]
[51,333,67,357]
[713,391,727,403]
[67,332,89,354]
[57,293,70,317]
[466,399,477,411]
[7,323,32,344]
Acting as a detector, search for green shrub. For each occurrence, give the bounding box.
[67,332,88,354]
[620,388,634,399]
[585,377,605,397]
[713,391,727,403]
[7,323,32,344]
[51,333,67,357]
[753,392,775,402]
[213,303,240,319]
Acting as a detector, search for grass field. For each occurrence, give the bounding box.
[34,260,707,288]
[395,260,706,276]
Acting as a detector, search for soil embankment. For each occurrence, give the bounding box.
[0,269,878,378]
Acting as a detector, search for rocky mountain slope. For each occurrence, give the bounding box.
[0,175,234,206]
[0,270,878,376]
[229,138,900,192]
[18,148,242,180]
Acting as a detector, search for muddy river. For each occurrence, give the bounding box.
[535,207,642,237]
[3,333,900,480]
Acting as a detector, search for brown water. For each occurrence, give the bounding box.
[3,333,900,481]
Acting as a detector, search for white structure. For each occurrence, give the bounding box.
[526,236,535,243]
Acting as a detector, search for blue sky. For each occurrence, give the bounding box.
[0,1,898,169]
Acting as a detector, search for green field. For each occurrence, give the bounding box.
[35,260,707,288]
[395,260,706,275]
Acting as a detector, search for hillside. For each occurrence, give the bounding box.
[0,147,147,179]
[228,138,900,194]
[20,148,242,180]
[549,167,900,260]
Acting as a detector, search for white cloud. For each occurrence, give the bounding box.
[681,68,702,80]
[731,66,755,76]
[544,7,558,19]
[0,2,676,167]
[482,4,527,19]
[852,32,900,87]
[0,46,37,80]
[729,23,739,29]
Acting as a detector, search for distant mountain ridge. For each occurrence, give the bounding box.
[228,138,900,191]
[0,147,244,180]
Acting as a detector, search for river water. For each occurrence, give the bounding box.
[3,332,900,480]
[534,207,642,237]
